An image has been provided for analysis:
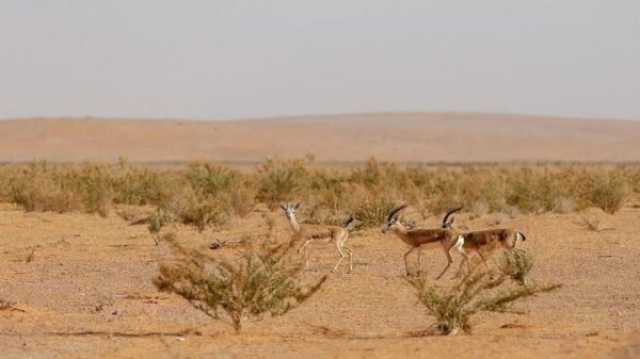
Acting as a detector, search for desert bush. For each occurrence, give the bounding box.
[147,208,176,234]
[1,161,637,221]
[585,172,629,214]
[154,234,327,332]
[256,159,309,209]
[8,162,82,213]
[112,167,172,206]
[64,164,114,217]
[408,256,560,335]
[505,168,565,213]
[229,179,257,218]
[159,187,230,231]
[497,249,534,286]
[185,162,237,197]
[350,193,396,228]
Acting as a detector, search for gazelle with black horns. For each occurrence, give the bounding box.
[280,203,359,273]
[382,205,463,278]
[455,228,527,275]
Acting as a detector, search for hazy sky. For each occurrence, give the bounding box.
[1,1,639,119]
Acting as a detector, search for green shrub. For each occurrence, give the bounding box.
[497,249,534,286]
[159,187,230,231]
[587,172,629,214]
[256,159,309,209]
[112,167,171,206]
[154,234,327,332]
[408,257,561,335]
[185,162,237,197]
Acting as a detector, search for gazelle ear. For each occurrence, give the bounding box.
[294,203,301,210]
[280,204,288,212]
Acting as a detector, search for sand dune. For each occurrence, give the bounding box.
[1,113,639,163]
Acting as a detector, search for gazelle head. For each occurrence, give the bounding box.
[382,204,409,234]
[441,207,463,229]
[344,215,361,231]
[280,202,301,220]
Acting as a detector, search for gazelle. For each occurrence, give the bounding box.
[280,203,358,273]
[455,228,527,275]
[382,205,463,278]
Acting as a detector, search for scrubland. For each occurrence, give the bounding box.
[1,159,640,358]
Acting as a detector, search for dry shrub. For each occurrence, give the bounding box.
[497,249,534,286]
[586,173,629,214]
[256,159,309,209]
[8,162,83,213]
[408,252,560,335]
[147,208,176,235]
[351,194,396,228]
[65,164,114,217]
[154,234,327,332]
[505,168,563,213]
[159,187,230,231]
[229,180,257,218]
[112,167,172,206]
[185,162,237,197]
[0,161,636,222]
[340,183,396,228]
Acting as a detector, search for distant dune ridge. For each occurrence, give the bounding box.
[1,113,639,163]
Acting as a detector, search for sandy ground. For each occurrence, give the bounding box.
[2,200,640,358]
[2,113,640,163]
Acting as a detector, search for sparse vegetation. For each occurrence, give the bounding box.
[153,234,327,332]
[408,252,560,335]
[497,249,534,286]
[0,160,637,231]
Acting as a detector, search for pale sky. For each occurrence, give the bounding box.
[1,1,639,119]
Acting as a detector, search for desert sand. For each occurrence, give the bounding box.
[1,201,640,358]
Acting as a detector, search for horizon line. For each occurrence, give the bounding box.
[1,110,639,123]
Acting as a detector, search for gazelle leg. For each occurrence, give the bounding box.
[436,243,454,280]
[404,247,418,276]
[300,239,312,269]
[345,246,353,273]
[453,236,469,279]
[416,247,423,276]
[335,244,353,274]
[333,240,346,273]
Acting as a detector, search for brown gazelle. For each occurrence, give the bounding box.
[280,203,358,273]
[382,205,463,278]
[455,228,527,274]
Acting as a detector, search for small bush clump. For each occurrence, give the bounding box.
[497,249,534,286]
[408,252,560,335]
[154,234,327,332]
[256,159,309,209]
